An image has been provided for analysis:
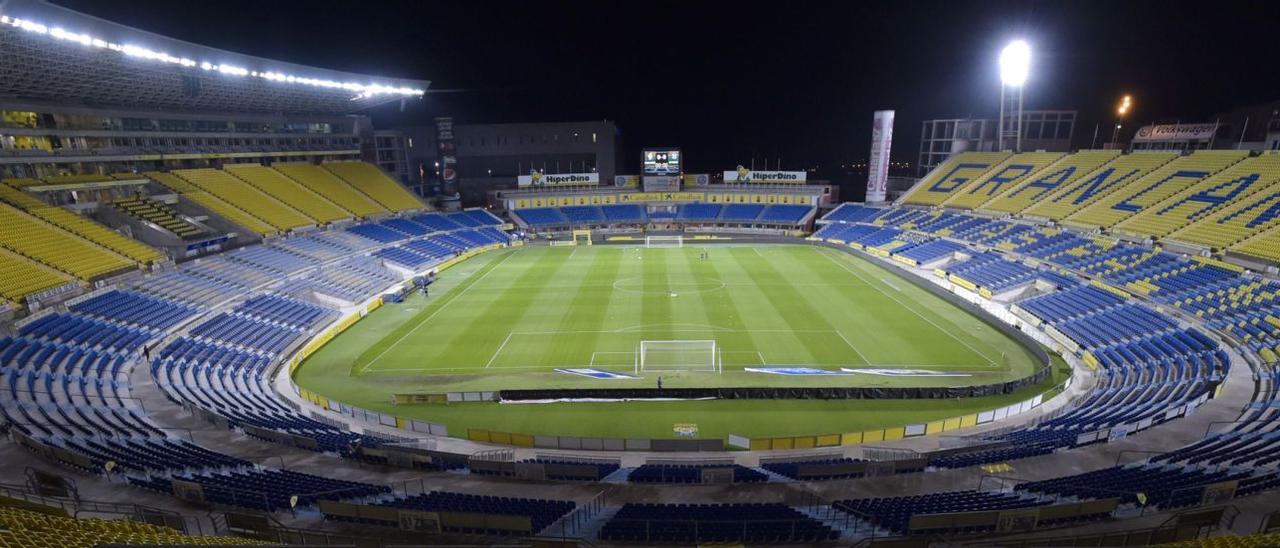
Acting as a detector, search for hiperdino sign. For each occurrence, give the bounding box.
[517,172,600,187]
[723,168,807,183]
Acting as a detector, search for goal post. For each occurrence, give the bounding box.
[636,340,720,374]
[645,235,683,248]
[572,229,592,245]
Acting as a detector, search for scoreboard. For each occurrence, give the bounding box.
[642,148,681,176]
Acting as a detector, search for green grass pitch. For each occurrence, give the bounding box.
[294,243,1067,440]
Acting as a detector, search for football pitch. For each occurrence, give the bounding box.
[294,243,1066,440]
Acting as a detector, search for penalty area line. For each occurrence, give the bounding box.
[360,249,519,373]
[818,249,1003,367]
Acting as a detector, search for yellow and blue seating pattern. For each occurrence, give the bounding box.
[896,149,1280,266]
[322,161,425,212]
[941,151,1065,210]
[1021,152,1177,221]
[0,246,74,304]
[1062,150,1248,230]
[978,150,1121,214]
[0,503,271,547]
[900,151,1012,206]
[223,163,353,224]
[173,168,314,232]
[1165,153,1280,251]
[1116,153,1280,239]
[273,162,390,218]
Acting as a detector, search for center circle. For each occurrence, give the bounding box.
[611,276,727,295]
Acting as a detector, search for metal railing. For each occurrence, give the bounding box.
[541,488,608,541]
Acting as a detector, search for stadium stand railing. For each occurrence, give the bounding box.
[112,196,207,239]
[145,171,279,237]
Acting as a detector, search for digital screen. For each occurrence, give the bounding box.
[643,148,681,176]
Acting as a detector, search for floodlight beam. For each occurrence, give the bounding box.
[999,40,1031,87]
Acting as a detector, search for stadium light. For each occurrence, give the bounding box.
[998,40,1031,87]
[1117,94,1132,116]
[1112,94,1133,148]
[0,13,425,97]
[997,40,1030,151]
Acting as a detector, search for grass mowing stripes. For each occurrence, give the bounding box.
[297,243,1063,440]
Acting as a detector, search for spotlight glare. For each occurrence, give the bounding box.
[999,40,1031,87]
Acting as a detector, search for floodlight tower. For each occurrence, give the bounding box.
[998,40,1031,152]
[1111,94,1133,148]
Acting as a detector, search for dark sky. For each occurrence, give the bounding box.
[54,0,1280,174]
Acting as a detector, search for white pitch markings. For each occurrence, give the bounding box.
[484,332,515,368]
[818,249,1002,367]
[360,249,520,372]
[834,329,873,365]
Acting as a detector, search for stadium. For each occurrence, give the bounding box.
[0,0,1279,546]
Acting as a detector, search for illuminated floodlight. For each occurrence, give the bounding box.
[999,40,1031,87]
[0,13,426,97]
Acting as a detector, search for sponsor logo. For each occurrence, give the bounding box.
[744,367,850,376]
[673,423,699,437]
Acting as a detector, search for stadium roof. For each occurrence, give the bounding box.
[0,0,429,114]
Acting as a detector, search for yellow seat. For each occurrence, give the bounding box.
[942,151,1066,209]
[172,168,313,231]
[979,150,1121,214]
[0,203,135,280]
[322,161,425,212]
[900,152,1011,206]
[1117,154,1280,239]
[0,247,76,303]
[1022,152,1177,221]
[145,171,276,236]
[223,163,352,223]
[1063,150,1248,230]
[273,162,389,218]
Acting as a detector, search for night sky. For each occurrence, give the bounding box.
[55,0,1280,177]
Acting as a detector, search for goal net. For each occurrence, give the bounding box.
[646,235,683,248]
[637,340,720,373]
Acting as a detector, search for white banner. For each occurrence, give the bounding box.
[1133,123,1218,143]
[866,110,894,202]
[722,168,806,183]
[517,172,599,187]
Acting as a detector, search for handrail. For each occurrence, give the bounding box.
[543,488,609,541]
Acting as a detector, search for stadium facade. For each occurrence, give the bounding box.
[1,1,1279,546]
[380,119,623,204]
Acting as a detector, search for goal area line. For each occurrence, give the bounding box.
[637,339,720,374]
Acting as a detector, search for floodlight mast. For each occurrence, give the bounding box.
[998,40,1031,152]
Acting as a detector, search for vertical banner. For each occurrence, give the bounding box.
[435,117,458,195]
[866,110,895,202]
